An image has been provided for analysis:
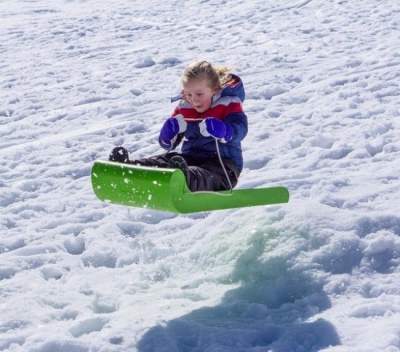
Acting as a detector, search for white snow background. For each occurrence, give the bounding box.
[1,0,400,351]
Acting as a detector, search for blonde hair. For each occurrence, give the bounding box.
[182,60,232,91]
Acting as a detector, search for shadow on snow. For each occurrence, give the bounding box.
[137,231,340,352]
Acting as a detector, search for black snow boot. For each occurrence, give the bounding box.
[109,146,130,163]
[168,155,190,180]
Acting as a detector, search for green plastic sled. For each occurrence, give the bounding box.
[91,160,289,214]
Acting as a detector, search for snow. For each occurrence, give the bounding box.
[1,0,400,351]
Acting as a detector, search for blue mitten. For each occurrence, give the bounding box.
[159,115,187,150]
[199,117,233,142]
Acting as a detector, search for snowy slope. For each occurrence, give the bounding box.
[1,0,400,351]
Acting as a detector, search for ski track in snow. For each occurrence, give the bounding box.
[1,0,400,351]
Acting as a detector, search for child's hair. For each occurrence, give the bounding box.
[182,60,231,91]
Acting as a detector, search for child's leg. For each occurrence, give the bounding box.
[108,147,239,192]
[109,146,180,168]
[132,152,181,168]
[184,157,239,192]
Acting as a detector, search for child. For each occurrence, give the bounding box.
[109,60,248,192]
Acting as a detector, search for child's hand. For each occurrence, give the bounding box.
[159,115,187,150]
[199,118,233,142]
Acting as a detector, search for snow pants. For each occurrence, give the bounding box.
[109,147,239,192]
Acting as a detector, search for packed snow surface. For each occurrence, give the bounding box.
[1,0,400,351]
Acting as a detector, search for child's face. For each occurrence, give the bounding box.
[183,79,217,113]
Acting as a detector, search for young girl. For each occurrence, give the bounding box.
[109,60,248,192]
